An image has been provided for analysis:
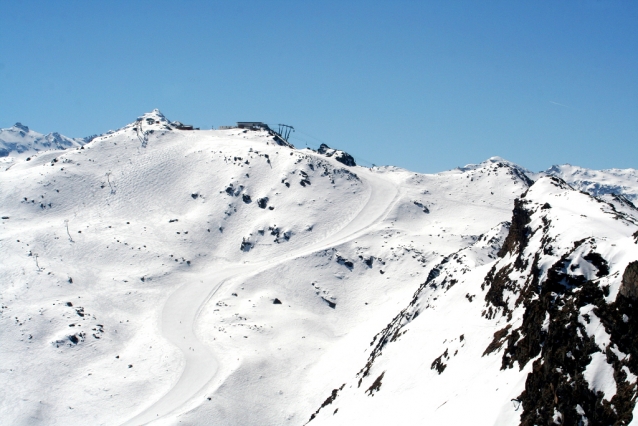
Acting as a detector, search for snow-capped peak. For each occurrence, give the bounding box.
[109,109,196,135]
[13,122,30,133]
[486,155,512,164]
[544,163,638,202]
[456,156,532,174]
[89,109,188,146]
[0,122,85,158]
[137,109,169,123]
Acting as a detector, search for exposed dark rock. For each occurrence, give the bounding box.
[307,384,345,423]
[497,198,532,266]
[66,332,85,345]
[240,238,253,252]
[483,325,512,356]
[426,267,440,282]
[413,201,430,213]
[514,275,638,425]
[225,184,244,197]
[485,244,638,425]
[317,143,356,167]
[321,297,336,309]
[257,197,268,209]
[619,261,638,300]
[583,252,610,277]
[431,350,448,374]
[269,226,290,243]
[335,152,356,167]
[336,255,354,269]
[366,372,385,396]
[269,226,280,239]
[482,263,518,319]
[299,171,311,187]
[316,144,331,155]
[273,298,282,305]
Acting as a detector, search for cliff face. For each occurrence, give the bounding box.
[482,177,638,425]
[620,261,638,300]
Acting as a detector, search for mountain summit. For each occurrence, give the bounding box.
[0,112,637,425]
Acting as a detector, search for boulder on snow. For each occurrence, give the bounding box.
[240,238,253,252]
[257,197,268,209]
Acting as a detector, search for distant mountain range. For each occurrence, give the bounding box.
[0,122,90,157]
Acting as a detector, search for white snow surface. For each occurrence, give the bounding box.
[1,110,637,426]
[584,352,617,401]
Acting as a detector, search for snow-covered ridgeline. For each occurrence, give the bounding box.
[1,110,637,426]
[308,176,638,425]
[0,122,88,159]
[545,164,638,203]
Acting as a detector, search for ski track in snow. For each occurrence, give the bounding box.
[5,114,638,426]
[123,168,399,425]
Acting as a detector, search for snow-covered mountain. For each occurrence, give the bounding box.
[545,164,638,203]
[1,110,636,426]
[308,176,638,425]
[0,122,88,159]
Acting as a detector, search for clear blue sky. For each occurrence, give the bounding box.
[1,0,636,173]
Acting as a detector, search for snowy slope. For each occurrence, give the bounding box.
[0,122,87,159]
[1,111,637,426]
[308,176,638,426]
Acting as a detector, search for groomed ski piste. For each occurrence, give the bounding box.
[1,110,637,425]
[123,129,401,425]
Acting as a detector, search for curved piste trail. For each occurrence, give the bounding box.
[123,168,398,425]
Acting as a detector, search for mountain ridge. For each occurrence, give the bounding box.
[1,110,636,425]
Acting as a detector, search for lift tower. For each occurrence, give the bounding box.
[277,124,294,142]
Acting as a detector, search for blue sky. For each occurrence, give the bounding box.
[1,0,636,173]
